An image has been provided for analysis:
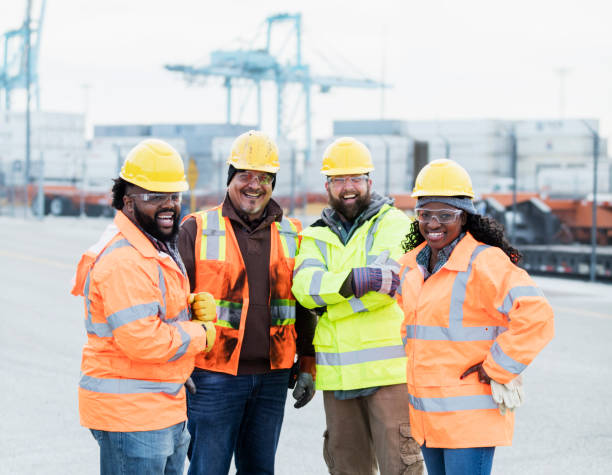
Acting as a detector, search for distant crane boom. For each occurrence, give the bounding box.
[165,12,390,163]
[0,0,46,110]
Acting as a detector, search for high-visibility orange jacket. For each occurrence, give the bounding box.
[185,205,302,375]
[71,211,207,432]
[397,232,554,448]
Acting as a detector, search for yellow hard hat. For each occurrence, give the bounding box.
[227,130,280,173]
[120,139,189,192]
[320,137,374,176]
[411,158,474,198]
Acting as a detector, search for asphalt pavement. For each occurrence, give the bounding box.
[1,216,611,474]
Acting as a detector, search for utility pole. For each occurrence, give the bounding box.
[581,120,599,282]
[24,0,32,218]
[510,127,518,244]
[590,130,599,282]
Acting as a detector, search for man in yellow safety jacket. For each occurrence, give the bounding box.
[292,137,424,475]
[71,139,216,474]
[178,130,317,475]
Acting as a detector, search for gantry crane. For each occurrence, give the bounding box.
[0,0,46,110]
[165,13,388,163]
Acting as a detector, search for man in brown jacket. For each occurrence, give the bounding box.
[178,130,316,475]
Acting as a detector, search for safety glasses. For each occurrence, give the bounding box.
[129,192,182,204]
[327,175,369,187]
[235,171,275,186]
[415,208,463,224]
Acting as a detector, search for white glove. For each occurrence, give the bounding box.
[491,374,524,415]
[369,250,400,296]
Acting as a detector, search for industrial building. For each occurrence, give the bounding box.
[329,118,610,198]
[0,110,86,185]
[93,123,254,193]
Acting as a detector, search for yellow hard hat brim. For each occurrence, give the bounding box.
[321,166,374,176]
[120,172,189,193]
[226,160,280,174]
[411,188,474,198]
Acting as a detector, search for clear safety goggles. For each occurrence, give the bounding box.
[235,171,275,186]
[327,175,369,187]
[129,192,182,204]
[415,208,463,224]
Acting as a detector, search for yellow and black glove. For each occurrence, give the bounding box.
[199,321,216,353]
[188,292,217,322]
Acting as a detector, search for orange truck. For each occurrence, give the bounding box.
[27,182,112,217]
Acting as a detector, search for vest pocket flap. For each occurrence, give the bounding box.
[313,320,335,349]
[358,316,402,345]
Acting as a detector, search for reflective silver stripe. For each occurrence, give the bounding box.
[80,374,183,396]
[217,305,242,329]
[203,209,225,260]
[293,258,326,277]
[84,273,112,337]
[365,208,391,255]
[97,239,131,262]
[270,305,296,322]
[402,331,408,346]
[175,306,190,322]
[490,341,527,374]
[157,265,167,320]
[316,344,405,366]
[309,270,326,306]
[107,302,160,330]
[409,245,505,342]
[314,239,328,265]
[167,322,191,362]
[278,218,298,257]
[409,393,497,412]
[84,239,133,337]
[397,266,412,297]
[348,297,368,313]
[497,286,544,316]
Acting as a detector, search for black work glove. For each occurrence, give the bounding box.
[292,372,315,408]
[460,362,491,384]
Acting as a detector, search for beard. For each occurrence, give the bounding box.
[328,188,372,221]
[133,204,179,242]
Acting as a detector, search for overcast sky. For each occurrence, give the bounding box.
[2,0,611,144]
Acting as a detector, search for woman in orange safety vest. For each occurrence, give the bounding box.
[396,159,554,475]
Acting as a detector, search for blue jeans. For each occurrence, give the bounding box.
[90,421,190,475]
[186,369,290,475]
[421,444,495,475]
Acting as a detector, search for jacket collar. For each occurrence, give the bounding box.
[403,232,479,273]
[442,232,479,272]
[222,194,283,231]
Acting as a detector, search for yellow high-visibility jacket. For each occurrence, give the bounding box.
[292,202,411,390]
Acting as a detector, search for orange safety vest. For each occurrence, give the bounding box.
[71,211,207,432]
[186,205,302,375]
[397,232,554,448]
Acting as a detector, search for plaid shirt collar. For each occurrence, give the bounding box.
[141,228,186,276]
[416,232,465,280]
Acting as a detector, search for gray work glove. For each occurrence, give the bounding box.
[292,372,315,408]
[491,374,525,415]
[185,377,197,395]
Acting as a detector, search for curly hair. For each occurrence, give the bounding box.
[401,213,523,264]
[111,177,129,210]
